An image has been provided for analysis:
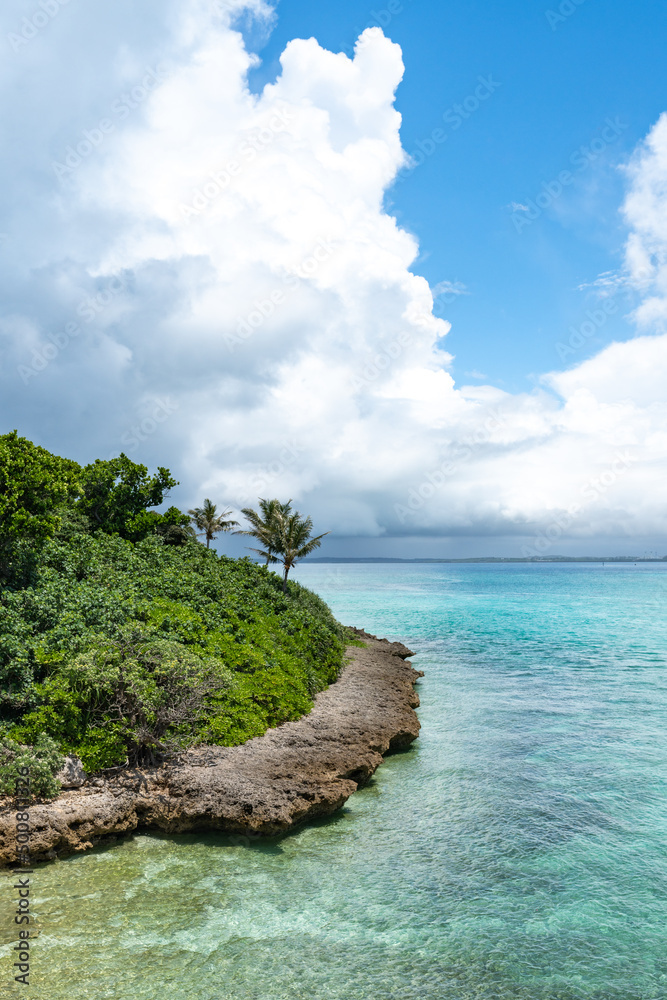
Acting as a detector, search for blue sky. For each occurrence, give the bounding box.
[250,0,666,391]
[1,0,667,557]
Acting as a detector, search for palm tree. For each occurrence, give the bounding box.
[275,511,329,592]
[236,498,292,566]
[187,499,239,548]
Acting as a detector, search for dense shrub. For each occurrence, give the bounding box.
[0,735,64,799]
[0,431,81,587]
[0,533,345,777]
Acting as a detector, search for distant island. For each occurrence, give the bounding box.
[307,556,667,564]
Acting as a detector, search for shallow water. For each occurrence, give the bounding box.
[2,563,667,999]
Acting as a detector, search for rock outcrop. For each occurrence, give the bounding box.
[0,634,422,866]
[55,755,87,789]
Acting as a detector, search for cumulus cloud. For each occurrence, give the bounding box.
[622,112,667,327]
[1,0,667,547]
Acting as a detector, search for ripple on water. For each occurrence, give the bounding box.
[1,564,666,999]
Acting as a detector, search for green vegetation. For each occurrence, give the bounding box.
[77,453,178,540]
[188,498,239,548]
[0,431,81,586]
[0,433,344,796]
[275,510,330,590]
[0,734,63,799]
[236,498,329,590]
[238,498,293,567]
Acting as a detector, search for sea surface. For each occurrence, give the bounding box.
[2,562,667,999]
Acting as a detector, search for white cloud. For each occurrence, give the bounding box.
[622,112,667,327]
[1,0,667,546]
[432,280,469,302]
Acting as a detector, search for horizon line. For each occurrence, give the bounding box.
[302,556,667,564]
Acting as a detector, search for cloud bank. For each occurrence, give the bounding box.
[1,0,666,549]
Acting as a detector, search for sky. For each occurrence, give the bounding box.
[1,0,667,558]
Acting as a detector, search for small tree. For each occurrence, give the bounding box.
[155,507,197,546]
[188,499,239,548]
[77,454,177,540]
[236,498,292,566]
[0,431,82,583]
[276,511,329,592]
[48,634,231,767]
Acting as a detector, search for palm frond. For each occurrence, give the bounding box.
[187,499,238,547]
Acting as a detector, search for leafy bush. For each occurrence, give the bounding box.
[0,436,345,780]
[0,431,81,586]
[76,454,177,540]
[18,633,233,766]
[1,532,345,772]
[73,726,127,773]
[0,734,64,799]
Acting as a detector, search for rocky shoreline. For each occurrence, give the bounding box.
[0,632,422,867]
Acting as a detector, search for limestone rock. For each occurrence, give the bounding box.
[349,627,416,661]
[0,636,423,866]
[56,755,87,789]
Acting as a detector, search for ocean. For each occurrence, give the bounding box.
[2,563,666,999]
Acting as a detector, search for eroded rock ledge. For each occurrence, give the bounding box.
[0,633,422,866]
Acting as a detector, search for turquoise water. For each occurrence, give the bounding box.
[2,563,667,999]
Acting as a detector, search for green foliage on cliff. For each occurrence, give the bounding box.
[0,735,64,799]
[0,437,345,787]
[0,431,82,586]
[77,454,178,539]
[0,431,193,586]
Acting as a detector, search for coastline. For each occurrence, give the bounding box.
[0,633,422,867]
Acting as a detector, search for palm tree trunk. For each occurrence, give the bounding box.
[282,565,289,592]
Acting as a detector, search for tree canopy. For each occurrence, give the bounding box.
[237,499,329,590]
[236,498,293,565]
[276,510,329,590]
[188,499,239,548]
[77,454,178,540]
[0,438,184,581]
[0,431,82,581]
[0,436,340,794]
